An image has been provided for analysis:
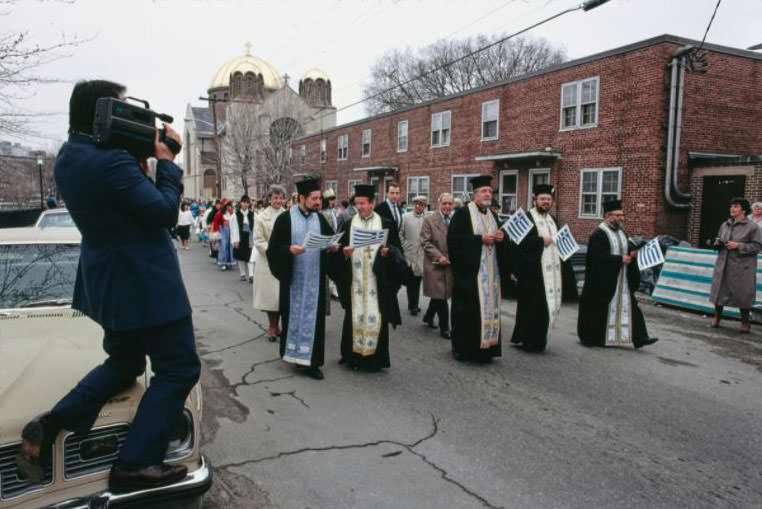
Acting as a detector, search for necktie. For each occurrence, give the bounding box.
[444,215,450,228]
[392,203,399,227]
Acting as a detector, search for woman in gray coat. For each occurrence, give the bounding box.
[710,197,762,332]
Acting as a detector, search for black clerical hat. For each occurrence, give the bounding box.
[533,184,554,197]
[603,199,623,213]
[469,175,493,190]
[354,184,376,200]
[295,178,320,196]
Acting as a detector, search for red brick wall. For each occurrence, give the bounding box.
[293,40,762,243]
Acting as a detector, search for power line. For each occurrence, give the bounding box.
[267,0,343,63]
[697,0,722,52]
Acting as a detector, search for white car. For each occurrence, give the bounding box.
[34,209,75,229]
[0,227,210,508]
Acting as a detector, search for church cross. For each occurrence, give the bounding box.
[244,41,252,55]
[283,73,290,85]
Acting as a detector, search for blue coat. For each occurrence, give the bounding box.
[54,133,191,331]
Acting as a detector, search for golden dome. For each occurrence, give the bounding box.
[301,68,330,82]
[209,53,283,91]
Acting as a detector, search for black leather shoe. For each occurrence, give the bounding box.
[635,337,659,349]
[410,308,419,316]
[306,367,324,380]
[16,412,60,484]
[423,318,437,329]
[440,330,451,340]
[109,463,188,493]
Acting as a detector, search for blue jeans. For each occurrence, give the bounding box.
[52,315,200,468]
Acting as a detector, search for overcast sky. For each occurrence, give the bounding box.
[3,0,759,161]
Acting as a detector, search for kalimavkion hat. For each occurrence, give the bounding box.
[353,184,376,200]
[469,175,493,190]
[603,199,623,213]
[295,178,320,196]
[532,184,554,197]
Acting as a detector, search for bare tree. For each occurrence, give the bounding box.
[220,103,257,195]
[362,35,566,115]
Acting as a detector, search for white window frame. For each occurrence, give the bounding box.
[287,147,293,166]
[431,110,451,148]
[560,76,599,131]
[362,129,372,158]
[498,169,519,214]
[578,167,622,219]
[299,144,306,165]
[325,180,337,195]
[337,134,348,161]
[397,120,408,153]
[481,99,500,141]
[406,176,430,209]
[383,176,395,202]
[320,139,327,163]
[451,173,479,201]
[348,179,363,196]
[527,168,550,207]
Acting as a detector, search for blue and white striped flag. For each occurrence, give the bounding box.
[501,207,533,244]
[350,227,388,248]
[638,238,665,271]
[553,225,580,261]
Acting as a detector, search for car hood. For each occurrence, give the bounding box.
[0,309,145,444]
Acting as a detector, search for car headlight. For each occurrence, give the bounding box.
[165,409,194,461]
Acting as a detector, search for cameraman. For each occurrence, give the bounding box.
[16,80,200,493]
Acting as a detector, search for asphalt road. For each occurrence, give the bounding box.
[177,241,762,509]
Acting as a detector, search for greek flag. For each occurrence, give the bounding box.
[502,207,533,244]
[350,227,388,248]
[637,238,665,271]
[553,225,580,261]
[302,231,344,250]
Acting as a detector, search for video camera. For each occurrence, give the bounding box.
[93,97,181,160]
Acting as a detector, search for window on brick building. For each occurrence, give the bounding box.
[406,176,429,207]
[287,147,293,166]
[579,167,621,218]
[325,180,337,195]
[337,134,348,160]
[499,170,518,214]
[299,145,306,165]
[397,120,408,152]
[481,100,499,140]
[452,174,478,201]
[560,77,598,130]
[362,129,372,157]
[348,179,362,196]
[528,169,550,207]
[431,111,451,147]
[320,139,327,163]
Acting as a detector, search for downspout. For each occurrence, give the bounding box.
[672,54,692,201]
[664,46,692,209]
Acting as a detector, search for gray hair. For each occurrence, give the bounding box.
[438,192,453,202]
[752,202,762,211]
[268,184,287,198]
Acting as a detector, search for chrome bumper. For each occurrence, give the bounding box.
[46,455,212,508]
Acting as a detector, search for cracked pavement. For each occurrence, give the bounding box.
[180,242,762,508]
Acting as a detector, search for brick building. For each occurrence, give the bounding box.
[290,34,762,246]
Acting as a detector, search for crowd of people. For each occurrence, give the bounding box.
[175,175,677,381]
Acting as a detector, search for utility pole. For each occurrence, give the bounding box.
[36,155,44,209]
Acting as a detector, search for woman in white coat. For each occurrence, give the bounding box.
[251,184,287,341]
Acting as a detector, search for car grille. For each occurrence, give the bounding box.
[63,424,129,479]
[0,442,54,500]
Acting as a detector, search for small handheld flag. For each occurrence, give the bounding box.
[637,238,665,271]
[350,227,388,248]
[553,225,580,261]
[501,207,533,244]
[302,231,344,250]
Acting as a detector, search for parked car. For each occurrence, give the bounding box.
[0,227,211,508]
[34,209,75,229]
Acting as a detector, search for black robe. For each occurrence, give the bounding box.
[332,214,405,370]
[266,209,335,367]
[233,209,254,262]
[510,212,558,352]
[577,227,651,347]
[447,205,506,361]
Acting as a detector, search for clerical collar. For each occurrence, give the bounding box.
[477,205,488,214]
[606,221,619,231]
[297,206,312,218]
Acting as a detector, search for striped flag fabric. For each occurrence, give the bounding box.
[553,225,580,261]
[638,238,665,271]
[501,207,533,244]
[350,227,388,248]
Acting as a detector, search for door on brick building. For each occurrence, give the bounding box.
[698,175,745,248]
[498,170,518,214]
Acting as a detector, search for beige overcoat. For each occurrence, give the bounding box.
[400,212,425,276]
[420,211,454,299]
[251,206,285,311]
[710,218,762,308]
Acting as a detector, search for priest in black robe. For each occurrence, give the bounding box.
[333,184,405,371]
[511,185,563,352]
[577,199,658,349]
[266,178,339,380]
[448,175,506,362]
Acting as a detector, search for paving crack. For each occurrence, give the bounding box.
[231,306,270,335]
[216,415,501,508]
[229,358,286,395]
[269,390,311,409]
[202,332,268,355]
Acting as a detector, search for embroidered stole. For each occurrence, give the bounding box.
[599,222,633,347]
[467,202,501,349]
[284,207,322,365]
[529,208,562,330]
[350,212,383,356]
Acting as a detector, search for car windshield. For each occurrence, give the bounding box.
[0,243,79,309]
[38,211,76,228]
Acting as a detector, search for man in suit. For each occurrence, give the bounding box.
[374,181,404,235]
[16,80,200,493]
[420,193,455,339]
[399,194,427,316]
